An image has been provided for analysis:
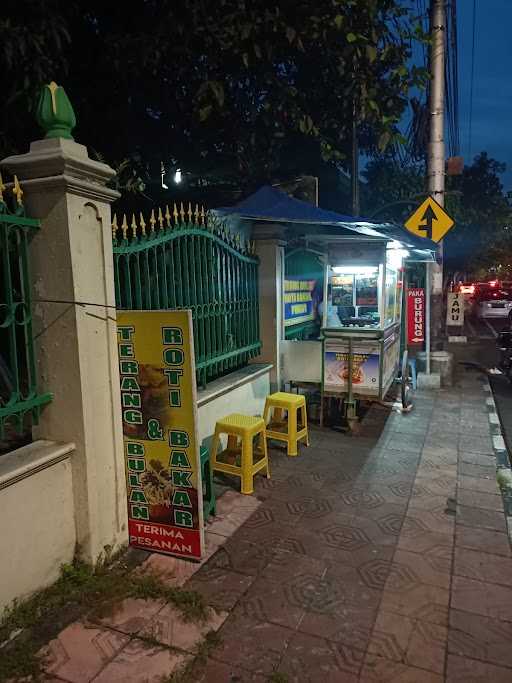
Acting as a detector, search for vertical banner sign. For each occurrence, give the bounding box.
[446,292,464,326]
[117,310,204,560]
[407,288,425,345]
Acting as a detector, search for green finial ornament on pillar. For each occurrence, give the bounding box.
[36,82,76,140]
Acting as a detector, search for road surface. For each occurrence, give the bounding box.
[462,313,512,455]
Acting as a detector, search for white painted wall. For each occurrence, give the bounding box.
[0,443,76,614]
[197,370,270,448]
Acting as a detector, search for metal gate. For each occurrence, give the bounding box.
[112,204,261,388]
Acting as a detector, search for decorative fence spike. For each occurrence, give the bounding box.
[180,202,185,222]
[194,203,199,224]
[139,212,146,236]
[149,209,156,232]
[0,172,6,203]
[186,202,192,223]
[121,214,128,240]
[164,205,171,228]
[158,207,164,229]
[112,213,118,239]
[131,213,138,237]
[200,205,205,226]
[13,175,24,205]
[173,203,179,225]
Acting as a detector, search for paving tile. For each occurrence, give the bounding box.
[298,603,378,652]
[459,462,497,478]
[237,575,304,629]
[456,505,507,533]
[446,653,512,682]
[449,608,512,668]
[214,612,294,675]
[199,537,275,577]
[392,549,450,589]
[261,548,328,583]
[416,464,457,480]
[91,597,164,635]
[140,604,227,652]
[459,451,495,468]
[458,435,493,455]
[424,437,459,451]
[454,547,512,587]
[206,505,259,537]
[360,654,444,682]
[352,502,408,524]
[349,513,404,547]
[459,474,500,495]
[421,447,458,463]
[451,575,512,622]
[322,536,396,571]
[383,438,424,456]
[214,488,262,516]
[414,474,457,498]
[40,622,129,683]
[136,550,201,586]
[457,489,503,512]
[193,658,266,682]
[328,485,392,511]
[405,620,447,674]
[229,516,298,547]
[185,566,254,611]
[456,525,512,557]
[405,507,455,536]
[277,631,363,682]
[367,609,414,661]
[397,529,453,555]
[92,638,189,682]
[407,492,449,512]
[380,582,449,625]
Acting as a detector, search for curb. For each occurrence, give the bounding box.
[484,380,512,532]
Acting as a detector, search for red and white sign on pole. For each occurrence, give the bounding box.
[407,288,425,345]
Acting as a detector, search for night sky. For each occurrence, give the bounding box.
[457,0,512,189]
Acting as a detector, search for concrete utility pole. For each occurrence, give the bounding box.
[427,0,446,357]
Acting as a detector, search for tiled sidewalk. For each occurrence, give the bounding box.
[33,371,512,682]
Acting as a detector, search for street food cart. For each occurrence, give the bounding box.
[319,240,408,428]
[217,185,435,429]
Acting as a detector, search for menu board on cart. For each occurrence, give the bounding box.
[323,339,380,396]
[283,278,317,326]
[117,310,204,560]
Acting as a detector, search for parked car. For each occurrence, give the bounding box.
[472,286,512,320]
[454,282,476,313]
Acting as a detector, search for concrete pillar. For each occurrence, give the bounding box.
[2,137,127,563]
[253,223,286,392]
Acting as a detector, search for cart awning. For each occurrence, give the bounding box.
[216,185,437,254]
[216,185,386,239]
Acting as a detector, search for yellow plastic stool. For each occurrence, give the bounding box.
[210,413,270,495]
[263,392,310,456]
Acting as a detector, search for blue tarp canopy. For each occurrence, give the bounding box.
[217,185,436,255]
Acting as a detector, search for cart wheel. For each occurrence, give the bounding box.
[401,350,411,410]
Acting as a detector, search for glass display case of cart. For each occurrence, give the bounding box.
[321,243,407,407]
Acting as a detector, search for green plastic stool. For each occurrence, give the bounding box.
[200,445,216,519]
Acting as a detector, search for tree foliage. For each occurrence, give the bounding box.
[2,0,427,201]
